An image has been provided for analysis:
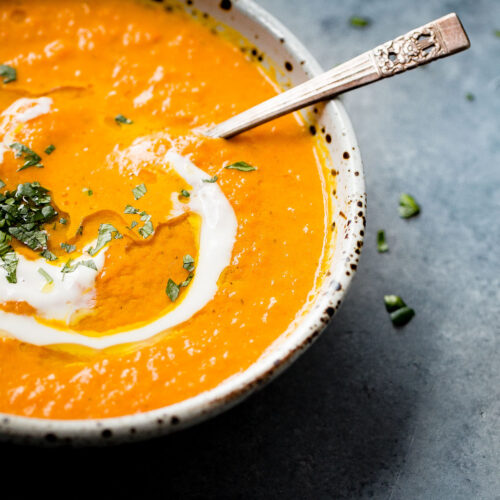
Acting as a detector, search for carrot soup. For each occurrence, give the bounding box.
[0,0,334,419]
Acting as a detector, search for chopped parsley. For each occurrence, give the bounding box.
[384,295,415,327]
[495,30,500,38]
[180,189,190,198]
[465,92,475,101]
[127,220,138,230]
[59,218,67,225]
[115,114,133,125]
[349,16,370,27]
[0,64,17,84]
[44,144,56,155]
[87,223,122,256]
[399,193,420,218]
[202,175,218,183]
[138,220,154,239]
[224,161,257,172]
[377,230,389,253]
[132,183,147,200]
[9,143,43,171]
[60,242,76,253]
[38,268,53,284]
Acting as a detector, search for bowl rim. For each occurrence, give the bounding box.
[0,0,366,445]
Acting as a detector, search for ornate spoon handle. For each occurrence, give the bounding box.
[207,13,470,139]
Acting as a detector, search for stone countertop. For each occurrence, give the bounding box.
[1,1,499,498]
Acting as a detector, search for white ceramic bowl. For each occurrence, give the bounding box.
[0,0,366,445]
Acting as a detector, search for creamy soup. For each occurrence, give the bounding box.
[0,0,334,419]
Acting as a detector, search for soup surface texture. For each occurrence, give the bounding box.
[0,0,331,419]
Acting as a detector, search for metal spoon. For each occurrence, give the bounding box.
[206,13,470,139]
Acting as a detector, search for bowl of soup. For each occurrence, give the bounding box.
[0,0,365,444]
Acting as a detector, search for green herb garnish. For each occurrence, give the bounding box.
[377,230,389,253]
[166,278,180,302]
[38,268,53,284]
[202,175,218,183]
[9,143,43,171]
[0,232,17,283]
[115,114,133,125]
[41,249,58,261]
[399,193,420,218]
[183,254,195,272]
[132,183,147,200]
[494,30,500,38]
[0,64,17,84]
[60,242,76,253]
[465,92,475,101]
[127,221,138,230]
[44,144,56,155]
[384,295,415,326]
[180,189,190,198]
[62,258,98,274]
[124,205,139,214]
[224,161,257,172]
[138,220,154,239]
[59,218,67,225]
[87,224,122,256]
[0,180,5,189]
[349,16,370,27]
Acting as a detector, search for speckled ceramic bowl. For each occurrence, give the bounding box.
[0,0,365,445]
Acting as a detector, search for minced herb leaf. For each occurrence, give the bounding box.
[132,183,147,200]
[61,258,98,274]
[87,223,122,256]
[0,182,57,269]
[224,161,257,172]
[41,249,58,261]
[44,144,56,155]
[138,220,154,239]
[9,143,43,171]
[377,230,389,253]
[0,231,17,283]
[494,29,500,38]
[87,189,93,196]
[350,16,370,27]
[115,114,133,125]
[180,274,193,288]
[180,189,190,198]
[465,92,475,101]
[124,205,139,214]
[0,64,17,84]
[60,242,76,253]
[202,175,218,183]
[139,211,151,222]
[384,295,415,326]
[127,220,138,230]
[384,295,406,312]
[399,193,420,218]
[59,218,67,225]
[166,278,180,302]
[183,254,195,272]
[390,306,415,326]
[38,267,53,284]
[0,180,5,189]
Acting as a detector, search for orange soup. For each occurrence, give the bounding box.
[0,0,332,419]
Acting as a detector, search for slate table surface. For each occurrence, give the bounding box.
[1,1,499,498]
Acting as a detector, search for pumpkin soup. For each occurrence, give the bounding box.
[0,0,334,419]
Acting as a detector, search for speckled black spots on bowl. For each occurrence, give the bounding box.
[101,429,112,439]
[343,151,350,159]
[171,416,180,425]
[284,61,293,71]
[309,125,317,136]
[219,0,231,10]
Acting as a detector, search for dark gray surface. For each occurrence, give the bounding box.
[1,1,499,498]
